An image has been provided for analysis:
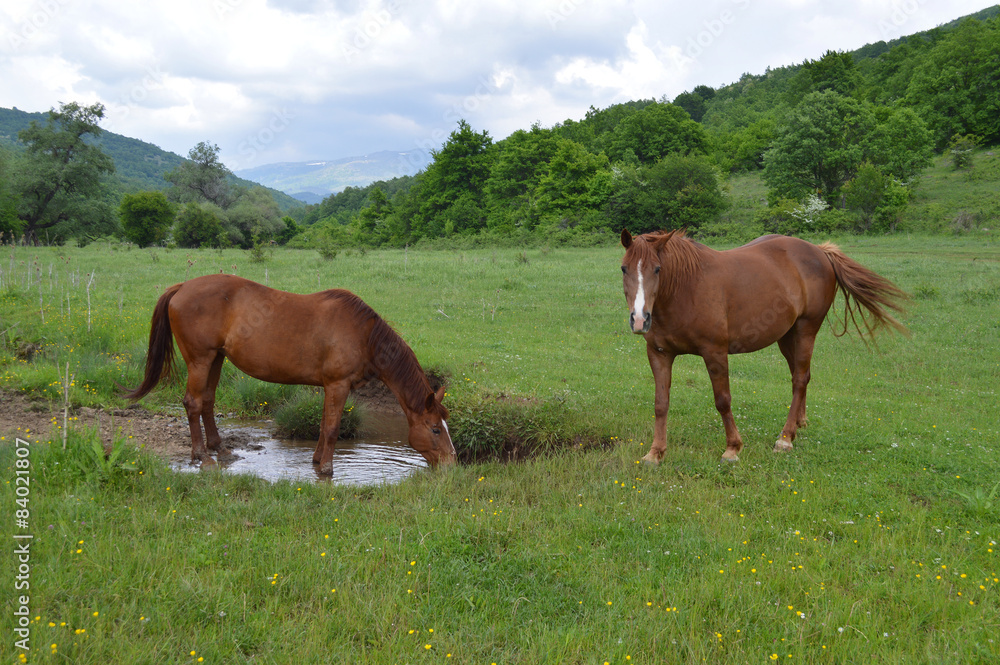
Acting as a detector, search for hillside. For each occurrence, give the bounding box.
[234,149,433,201]
[0,106,304,212]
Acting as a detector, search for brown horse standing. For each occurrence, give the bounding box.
[620,229,907,463]
[126,274,456,474]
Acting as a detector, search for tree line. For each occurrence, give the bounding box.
[297,14,998,247]
[0,12,997,248]
[0,103,296,248]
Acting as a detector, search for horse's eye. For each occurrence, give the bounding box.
[654,266,661,274]
[432,427,441,435]
[621,265,627,273]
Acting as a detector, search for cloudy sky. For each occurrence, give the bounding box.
[1,0,993,171]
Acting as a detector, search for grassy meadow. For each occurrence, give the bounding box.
[1,230,999,663]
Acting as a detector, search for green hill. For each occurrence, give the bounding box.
[0,106,304,212]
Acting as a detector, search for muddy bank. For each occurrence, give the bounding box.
[0,378,411,467]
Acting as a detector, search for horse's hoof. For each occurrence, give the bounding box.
[199,456,218,468]
[319,462,334,476]
[641,452,663,465]
[773,439,793,452]
[721,451,740,462]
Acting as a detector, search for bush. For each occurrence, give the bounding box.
[273,389,363,440]
[949,134,980,170]
[120,191,175,247]
[174,202,224,248]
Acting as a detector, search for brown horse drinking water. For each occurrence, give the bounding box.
[620,229,907,463]
[126,274,456,474]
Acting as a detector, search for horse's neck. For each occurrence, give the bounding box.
[371,335,430,421]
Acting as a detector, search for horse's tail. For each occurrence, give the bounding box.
[124,284,182,401]
[820,242,909,339]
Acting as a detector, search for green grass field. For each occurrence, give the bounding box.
[2,234,999,663]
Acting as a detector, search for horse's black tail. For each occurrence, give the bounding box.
[820,243,909,339]
[124,284,182,401]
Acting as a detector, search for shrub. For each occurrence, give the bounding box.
[273,389,363,440]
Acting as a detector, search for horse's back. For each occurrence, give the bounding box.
[709,235,839,339]
[166,274,370,385]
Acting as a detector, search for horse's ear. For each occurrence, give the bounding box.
[425,391,437,412]
[655,229,679,248]
[620,228,632,248]
[434,385,446,404]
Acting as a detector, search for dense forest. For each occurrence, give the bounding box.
[289,8,1000,249]
[1,7,998,248]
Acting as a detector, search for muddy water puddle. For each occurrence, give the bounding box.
[171,413,428,485]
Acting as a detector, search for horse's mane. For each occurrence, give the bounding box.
[323,290,436,415]
[630,229,704,297]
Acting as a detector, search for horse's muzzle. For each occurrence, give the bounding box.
[630,311,651,334]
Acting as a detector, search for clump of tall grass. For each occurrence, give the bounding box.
[272,387,363,439]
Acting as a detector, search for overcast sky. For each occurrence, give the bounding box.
[1,0,993,171]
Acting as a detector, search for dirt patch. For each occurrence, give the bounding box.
[0,379,410,467]
[0,389,196,463]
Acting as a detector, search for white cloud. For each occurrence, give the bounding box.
[554,21,689,102]
[0,0,995,167]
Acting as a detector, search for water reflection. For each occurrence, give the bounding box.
[172,413,428,485]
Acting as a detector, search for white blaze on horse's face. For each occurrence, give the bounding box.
[622,254,659,334]
[409,389,457,467]
[632,259,647,332]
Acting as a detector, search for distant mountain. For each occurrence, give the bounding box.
[0,106,304,212]
[234,150,432,199]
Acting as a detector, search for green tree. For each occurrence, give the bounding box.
[14,102,116,243]
[905,18,1000,148]
[484,124,560,233]
[709,117,776,173]
[867,107,934,181]
[224,186,284,247]
[351,187,392,244]
[672,91,707,123]
[534,139,609,222]
[120,191,174,247]
[763,91,874,201]
[275,216,302,245]
[608,102,708,164]
[842,162,909,232]
[165,141,238,208]
[174,202,224,248]
[413,120,494,238]
[605,154,726,234]
[0,146,21,238]
[764,91,934,203]
[948,134,980,170]
[791,50,862,99]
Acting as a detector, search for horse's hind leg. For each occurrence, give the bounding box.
[202,354,226,453]
[775,322,820,452]
[184,360,215,464]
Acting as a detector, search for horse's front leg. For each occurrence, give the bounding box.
[315,381,351,476]
[642,345,674,464]
[703,351,743,462]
